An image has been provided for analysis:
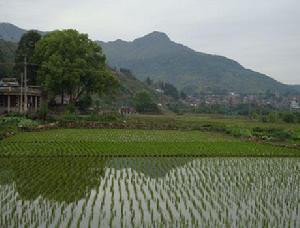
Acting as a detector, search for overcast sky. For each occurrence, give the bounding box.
[1,0,300,84]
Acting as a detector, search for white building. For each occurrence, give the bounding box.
[290,98,300,110]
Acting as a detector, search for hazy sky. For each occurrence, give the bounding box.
[1,0,300,84]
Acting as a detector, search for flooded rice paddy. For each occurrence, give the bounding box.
[0,157,299,227]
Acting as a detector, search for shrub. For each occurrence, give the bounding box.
[271,130,293,140]
[66,103,76,114]
[262,112,279,123]
[226,127,252,138]
[17,119,39,131]
[38,103,49,121]
[133,91,160,114]
[77,95,92,112]
[281,113,296,123]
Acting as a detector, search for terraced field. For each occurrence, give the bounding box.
[0,129,299,156]
[0,157,299,227]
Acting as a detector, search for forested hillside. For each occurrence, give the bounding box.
[99,32,296,95]
[0,39,17,77]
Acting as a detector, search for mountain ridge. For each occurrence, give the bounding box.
[98,31,293,95]
[0,22,46,43]
[1,23,299,95]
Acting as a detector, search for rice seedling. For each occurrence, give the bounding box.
[1,129,299,157]
[1,157,299,227]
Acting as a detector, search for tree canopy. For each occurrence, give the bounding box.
[14,30,41,84]
[158,81,179,100]
[33,29,118,105]
[133,91,159,113]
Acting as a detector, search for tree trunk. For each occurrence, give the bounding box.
[61,90,64,105]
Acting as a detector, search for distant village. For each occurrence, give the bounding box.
[1,76,300,115]
[184,92,300,111]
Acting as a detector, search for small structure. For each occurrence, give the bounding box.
[119,106,135,116]
[0,78,42,114]
[290,98,300,111]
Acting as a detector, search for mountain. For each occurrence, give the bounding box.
[1,23,298,95]
[0,23,160,104]
[290,85,300,93]
[0,23,45,42]
[98,32,296,95]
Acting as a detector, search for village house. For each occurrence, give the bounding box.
[0,78,42,114]
[290,98,300,111]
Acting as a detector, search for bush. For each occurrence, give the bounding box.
[133,91,160,114]
[38,103,49,121]
[17,119,39,131]
[66,103,76,114]
[262,112,279,123]
[226,127,252,138]
[77,95,92,112]
[281,112,296,123]
[271,130,293,140]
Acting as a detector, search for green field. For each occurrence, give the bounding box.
[1,128,299,157]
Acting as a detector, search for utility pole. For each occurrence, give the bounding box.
[20,73,23,113]
[24,56,28,113]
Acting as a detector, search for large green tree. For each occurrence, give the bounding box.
[33,29,118,105]
[14,30,41,84]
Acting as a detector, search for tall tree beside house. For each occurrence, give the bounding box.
[14,31,41,85]
[33,29,118,106]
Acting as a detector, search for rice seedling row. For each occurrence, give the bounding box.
[0,129,299,157]
[0,157,299,227]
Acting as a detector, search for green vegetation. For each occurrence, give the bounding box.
[14,30,41,84]
[106,68,158,108]
[0,39,17,77]
[0,116,39,139]
[123,114,300,143]
[0,129,299,157]
[33,29,118,106]
[133,91,160,113]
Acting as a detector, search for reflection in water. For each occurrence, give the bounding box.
[0,157,300,227]
[0,157,108,202]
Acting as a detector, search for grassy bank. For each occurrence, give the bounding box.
[59,113,300,146]
[0,129,299,157]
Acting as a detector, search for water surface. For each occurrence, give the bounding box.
[0,157,299,227]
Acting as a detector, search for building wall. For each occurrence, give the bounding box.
[0,94,41,114]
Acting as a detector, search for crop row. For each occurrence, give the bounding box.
[0,141,299,157]
[0,157,299,227]
[0,129,299,157]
